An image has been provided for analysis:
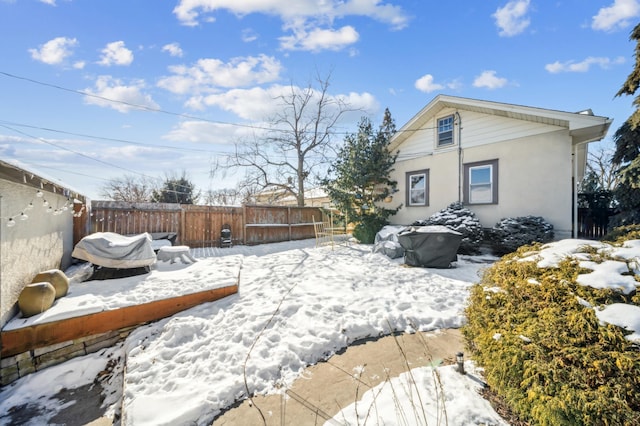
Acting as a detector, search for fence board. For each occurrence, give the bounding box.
[78,202,323,248]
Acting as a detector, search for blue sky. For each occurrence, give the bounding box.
[0,0,638,200]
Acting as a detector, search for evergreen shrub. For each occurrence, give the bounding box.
[353,215,388,244]
[603,224,640,243]
[413,202,484,255]
[487,216,554,255]
[463,242,640,425]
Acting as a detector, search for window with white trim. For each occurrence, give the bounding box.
[464,159,498,204]
[406,169,429,206]
[437,115,454,147]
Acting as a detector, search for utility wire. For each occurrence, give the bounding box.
[0,70,438,136]
[0,71,278,133]
[0,119,234,154]
[1,124,195,196]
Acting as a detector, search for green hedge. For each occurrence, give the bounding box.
[463,241,640,425]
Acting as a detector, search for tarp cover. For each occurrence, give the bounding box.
[72,232,156,269]
[373,240,405,259]
[397,225,462,268]
[374,225,407,244]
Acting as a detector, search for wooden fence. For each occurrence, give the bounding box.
[577,207,616,240]
[75,201,327,247]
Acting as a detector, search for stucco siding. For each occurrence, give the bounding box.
[0,181,75,328]
[388,128,573,239]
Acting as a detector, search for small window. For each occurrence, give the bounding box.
[437,115,454,146]
[464,159,498,205]
[406,169,429,206]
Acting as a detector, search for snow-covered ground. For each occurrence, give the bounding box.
[0,237,638,425]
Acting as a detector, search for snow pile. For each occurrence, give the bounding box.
[121,243,486,425]
[519,239,640,342]
[328,361,508,426]
[3,255,243,330]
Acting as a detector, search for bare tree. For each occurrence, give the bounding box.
[222,74,358,207]
[584,145,619,191]
[202,178,263,206]
[100,174,156,202]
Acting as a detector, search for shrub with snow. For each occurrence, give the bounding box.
[487,215,554,255]
[412,202,484,255]
[464,239,640,425]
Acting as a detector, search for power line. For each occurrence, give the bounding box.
[0,70,438,136]
[0,71,278,133]
[0,119,235,154]
[1,124,200,196]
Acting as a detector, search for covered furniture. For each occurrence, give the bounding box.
[397,225,462,268]
[72,232,156,269]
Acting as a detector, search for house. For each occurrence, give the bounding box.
[385,95,612,239]
[0,160,88,328]
[255,187,333,208]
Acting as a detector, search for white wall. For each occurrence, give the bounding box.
[387,110,574,239]
[0,181,75,328]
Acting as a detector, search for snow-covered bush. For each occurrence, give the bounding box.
[412,202,484,255]
[487,215,554,255]
[464,241,640,425]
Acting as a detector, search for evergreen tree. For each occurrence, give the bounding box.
[323,108,401,243]
[151,171,200,204]
[612,22,640,226]
[616,23,640,128]
[610,122,640,225]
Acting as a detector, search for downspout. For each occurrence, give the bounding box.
[455,111,462,203]
[573,143,582,238]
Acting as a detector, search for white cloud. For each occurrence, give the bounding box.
[73,61,86,70]
[414,74,444,93]
[172,0,407,52]
[173,0,409,29]
[592,0,640,31]
[39,0,56,5]
[545,56,626,73]
[29,36,78,65]
[279,25,359,51]
[241,28,259,42]
[83,75,159,113]
[163,121,260,144]
[193,84,378,122]
[334,0,408,30]
[157,54,282,95]
[473,70,508,89]
[98,41,134,66]
[162,43,184,57]
[493,0,531,37]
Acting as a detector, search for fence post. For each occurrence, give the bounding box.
[287,206,292,241]
[242,204,247,245]
[180,205,186,245]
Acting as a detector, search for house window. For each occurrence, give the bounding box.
[406,169,429,206]
[464,159,498,204]
[437,115,454,147]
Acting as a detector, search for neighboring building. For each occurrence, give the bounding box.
[385,95,612,239]
[255,187,333,208]
[0,160,88,328]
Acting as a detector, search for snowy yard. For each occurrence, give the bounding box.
[0,237,638,425]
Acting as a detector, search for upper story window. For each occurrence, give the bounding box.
[406,169,429,206]
[437,115,454,147]
[463,159,499,205]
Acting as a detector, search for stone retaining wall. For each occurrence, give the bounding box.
[0,324,141,386]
